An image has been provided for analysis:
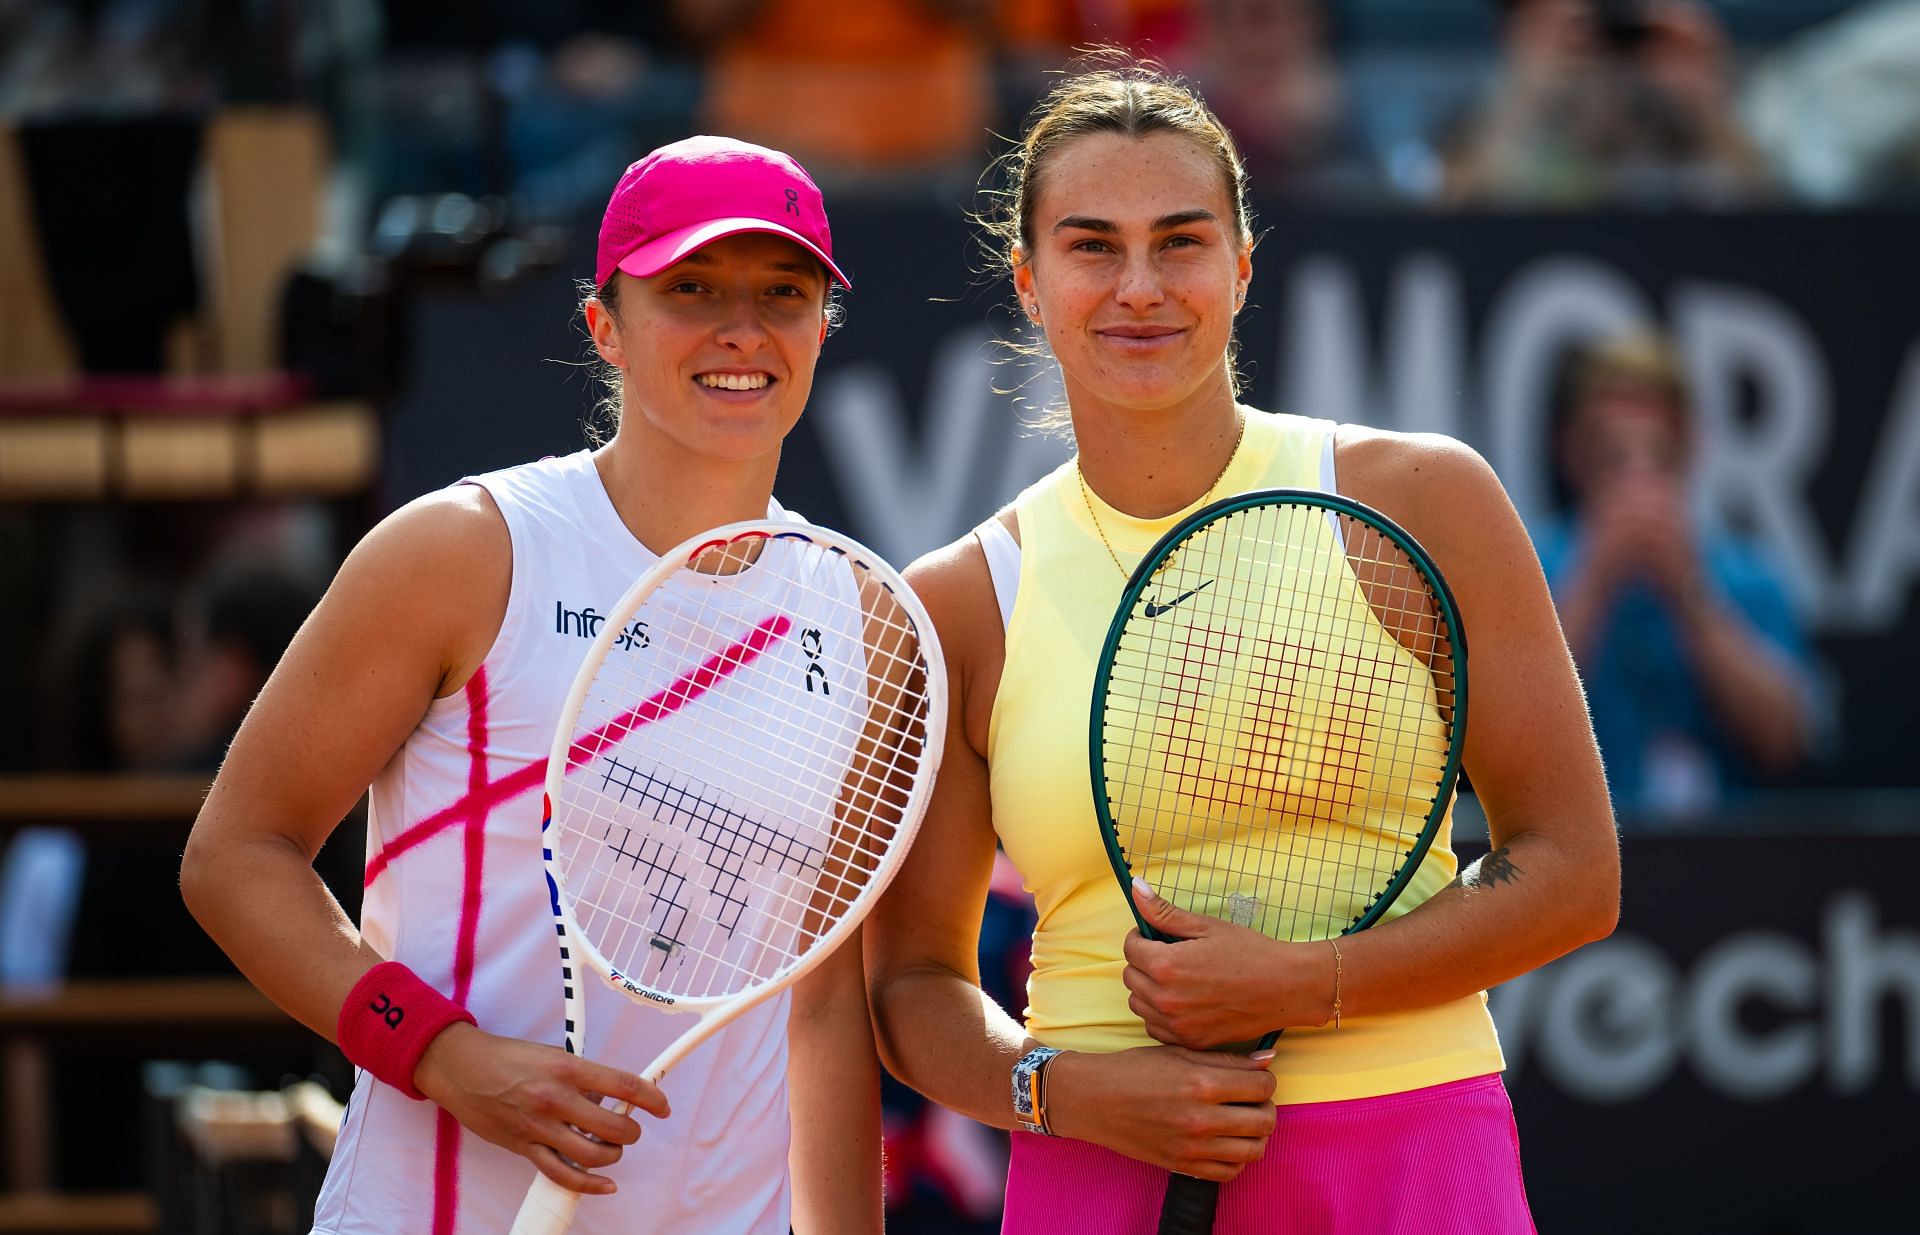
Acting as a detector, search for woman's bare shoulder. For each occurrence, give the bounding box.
[1332,425,1509,554]
[323,483,513,694]
[906,526,1002,638]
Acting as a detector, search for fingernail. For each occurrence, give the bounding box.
[1132,876,1156,899]
[1250,1050,1276,1063]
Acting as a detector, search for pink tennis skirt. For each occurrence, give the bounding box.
[1002,1073,1536,1235]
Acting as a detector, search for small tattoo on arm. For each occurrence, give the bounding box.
[1455,846,1523,890]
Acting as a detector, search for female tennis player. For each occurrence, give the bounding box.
[866,65,1620,1233]
[180,137,882,1235]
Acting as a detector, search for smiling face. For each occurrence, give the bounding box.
[1015,130,1252,422]
[588,231,829,464]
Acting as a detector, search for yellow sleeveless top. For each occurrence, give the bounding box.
[988,410,1504,1104]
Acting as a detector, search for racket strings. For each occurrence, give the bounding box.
[556,534,934,1001]
[593,756,828,939]
[1103,503,1457,942]
[570,659,920,989]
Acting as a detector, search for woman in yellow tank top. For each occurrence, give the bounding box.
[867,63,1619,1234]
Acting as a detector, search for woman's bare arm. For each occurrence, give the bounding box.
[179,487,664,1192]
[786,929,884,1234]
[867,534,1280,1181]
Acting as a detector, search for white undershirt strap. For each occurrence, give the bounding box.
[974,516,1021,631]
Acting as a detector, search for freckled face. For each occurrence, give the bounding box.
[589,232,829,463]
[1016,131,1251,416]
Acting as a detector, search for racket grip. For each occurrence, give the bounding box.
[1156,1173,1221,1235]
[509,1173,584,1235]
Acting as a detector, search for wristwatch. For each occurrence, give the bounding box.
[1011,1045,1064,1135]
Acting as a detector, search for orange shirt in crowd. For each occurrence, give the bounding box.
[702,0,992,169]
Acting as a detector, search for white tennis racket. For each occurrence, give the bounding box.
[508,520,946,1235]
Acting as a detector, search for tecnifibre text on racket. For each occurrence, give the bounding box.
[1089,489,1468,1235]
[509,520,946,1235]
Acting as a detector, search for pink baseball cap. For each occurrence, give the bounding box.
[595,135,850,289]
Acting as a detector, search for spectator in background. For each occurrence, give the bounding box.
[0,573,301,1193]
[41,563,318,774]
[1445,0,1770,207]
[1535,334,1815,822]
[52,595,180,772]
[168,563,319,771]
[0,0,215,115]
[1181,0,1373,197]
[672,0,995,177]
[3,593,180,991]
[994,2,1199,128]
[996,0,1197,62]
[1741,0,1920,205]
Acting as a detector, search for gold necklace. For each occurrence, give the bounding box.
[1076,410,1246,582]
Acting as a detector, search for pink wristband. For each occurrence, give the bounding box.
[336,962,476,1100]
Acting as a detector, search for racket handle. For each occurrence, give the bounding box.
[1156,1173,1221,1235]
[509,1173,584,1235]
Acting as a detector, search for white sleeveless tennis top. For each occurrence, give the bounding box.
[314,450,846,1235]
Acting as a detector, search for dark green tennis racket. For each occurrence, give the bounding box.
[1089,489,1469,1235]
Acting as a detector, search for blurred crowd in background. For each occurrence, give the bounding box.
[2,2,1916,1232]
[6,0,1907,772]
[8,0,1920,219]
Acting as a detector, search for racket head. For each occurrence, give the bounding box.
[541,520,946,1020]
[1090,488,1468,947]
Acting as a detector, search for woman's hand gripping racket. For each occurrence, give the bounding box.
[510,521,946,1235]
[1089,490,1468,1235]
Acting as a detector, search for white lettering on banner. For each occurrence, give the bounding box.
[1673,284,1834,616]
[1847,344,1920,628]
[810,254,1920,630]
[1828,890,1920,1093]
[1278,253,1920,632]
[1510,935,1681,1103]
[1689,931,1819,1100]
[814,329,1070,565]
[1491,891,1920,1104]
[1481,258,1651,524]
[1279,253,1465,438]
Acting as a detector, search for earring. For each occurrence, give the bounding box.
[1026,303,1041,321]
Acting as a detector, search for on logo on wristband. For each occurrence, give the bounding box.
[370,991,405,1029]
[338,962,475,1100]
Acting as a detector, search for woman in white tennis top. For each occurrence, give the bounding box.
[180,136,882,1235]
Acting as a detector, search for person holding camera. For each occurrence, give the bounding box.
[1445,0,1771,206]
